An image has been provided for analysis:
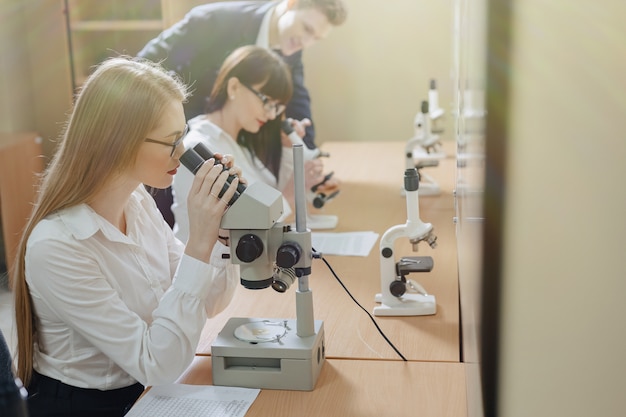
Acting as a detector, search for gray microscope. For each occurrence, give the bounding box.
[180,143,323,391]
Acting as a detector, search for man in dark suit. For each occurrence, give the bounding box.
[137,0,348,150]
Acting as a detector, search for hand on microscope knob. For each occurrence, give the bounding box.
[281,118,327,160]
[303,157,342,208]
[309,169,341,194]
[280,117,311,146]
[184,156,241,263]
[205,151,248,187]
[304,159,333,190]
[310,172,341,209]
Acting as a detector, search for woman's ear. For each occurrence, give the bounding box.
[227,77,240,100]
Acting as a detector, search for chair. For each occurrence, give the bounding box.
[0,330,28,416]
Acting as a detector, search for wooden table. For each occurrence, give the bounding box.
[198,141,460,362]
[132,141,466,416]
[176,355,467,417]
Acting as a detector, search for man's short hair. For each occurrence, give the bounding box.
[296,0,348,26]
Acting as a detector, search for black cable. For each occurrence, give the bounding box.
[316,253,407,361]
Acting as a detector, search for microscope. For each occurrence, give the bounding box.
[180,143,324,391]
[281,120,339,229]
[405,79,446,196]
[374,168,438,316]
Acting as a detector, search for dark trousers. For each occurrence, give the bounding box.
[26,371,144,417]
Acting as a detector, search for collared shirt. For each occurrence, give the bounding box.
[173,115,294,242]
[25,185,238,389]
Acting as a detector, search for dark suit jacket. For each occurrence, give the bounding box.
[138,1,316,148]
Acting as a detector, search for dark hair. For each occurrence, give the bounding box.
[206,46,292,114]
[206,46,293,179]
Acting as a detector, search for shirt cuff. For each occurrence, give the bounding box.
[210,240,231,266]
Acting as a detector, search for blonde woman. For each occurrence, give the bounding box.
[13,56,243,416]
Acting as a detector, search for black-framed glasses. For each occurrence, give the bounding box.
[242,83,286,116]
[144,124,189,157]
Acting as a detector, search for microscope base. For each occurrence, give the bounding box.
[373,293,437,316]
[211,317,325,391]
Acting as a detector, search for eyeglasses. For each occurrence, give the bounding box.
[242,83,286,116]
[144,124,189,157]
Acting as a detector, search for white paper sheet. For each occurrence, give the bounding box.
[311,231,379,257]
[125,384,260,417]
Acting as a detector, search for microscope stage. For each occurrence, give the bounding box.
[211,317,325,391]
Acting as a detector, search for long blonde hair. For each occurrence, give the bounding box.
[14,56,189,385]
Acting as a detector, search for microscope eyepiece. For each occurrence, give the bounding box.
[179,145,244,206]
[192,143,247,195]
[404,168,420,192]
[179,147,206,175]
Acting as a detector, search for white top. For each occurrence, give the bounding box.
[172,115,293,241]
[25,185,238,389]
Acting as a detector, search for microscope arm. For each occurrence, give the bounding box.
[397,169,437,249]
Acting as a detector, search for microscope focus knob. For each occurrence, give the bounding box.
[390,279,407,297]
[236,234,264,263]
[276,242,302,269]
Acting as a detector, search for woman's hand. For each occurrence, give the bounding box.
[184,157,239,263]
[213,152,247,185]
[313,176,341,195]
[281,118,311,147]
[289,118,311,138]
[304,159,325,190]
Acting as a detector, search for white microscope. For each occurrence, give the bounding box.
[405,79,446,196]
[180,143,324,391]
[374,168,438,316]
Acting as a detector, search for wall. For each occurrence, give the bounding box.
[3,0,455,155]
[0,0,73,157]
[303,0,455,145]
[495,1,626,416]
[0,0,36,135]
[165,0,456,146]
[454,0,487,416]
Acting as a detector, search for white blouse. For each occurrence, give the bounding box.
[25,185,238,389]
[172,115,294,241]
